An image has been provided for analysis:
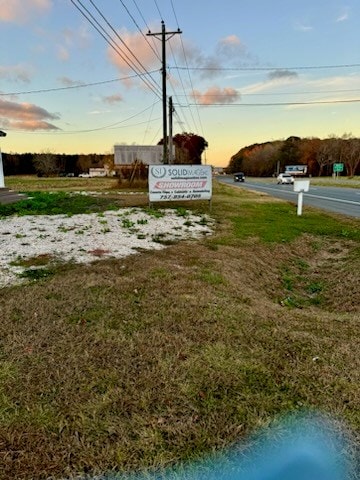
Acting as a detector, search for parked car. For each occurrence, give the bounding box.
[234,172,245,182]
[277,173,294,184]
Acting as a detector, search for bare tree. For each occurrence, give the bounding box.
[343,137,360,177]
[33,150,59,177]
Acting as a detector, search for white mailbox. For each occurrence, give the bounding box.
[293,179,310,215]
[294,180,310,192]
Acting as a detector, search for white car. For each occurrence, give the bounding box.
[277,173,294,184]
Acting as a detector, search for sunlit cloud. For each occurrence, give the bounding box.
[191,86,240,105]
[0,98,59,130]
[107,29,159,83]
[0,0,52,24]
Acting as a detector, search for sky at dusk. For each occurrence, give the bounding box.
[0,0,359,166]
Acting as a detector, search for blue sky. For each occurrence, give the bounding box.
[0,0,359,166]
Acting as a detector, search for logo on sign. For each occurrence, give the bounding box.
[151,166,167,178]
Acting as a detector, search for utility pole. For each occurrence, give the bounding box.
[168,96,174,164]
[147,21,181,164]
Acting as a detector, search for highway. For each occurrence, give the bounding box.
[217,177,360,219]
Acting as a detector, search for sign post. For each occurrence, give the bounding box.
[333,163,344,178]
[294,179,310,216]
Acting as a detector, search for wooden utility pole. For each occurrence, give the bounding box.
[147,21,181,164]
[168,96,175,164]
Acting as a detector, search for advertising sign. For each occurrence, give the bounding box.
[148,165,212,202]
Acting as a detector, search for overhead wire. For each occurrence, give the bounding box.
[0,71,160,96]
[153,0,163,20]
[131,0,162,60]
[118,0,161,62]
[171,63,360,72]
[168,1,204,137]
[185,98,360,107]
[8,101,162,134]
[69,0,162,99]
[87,0,162,94]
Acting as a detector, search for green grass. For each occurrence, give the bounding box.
[0,179,359,479]
[0,191,124,217]
[231,202,360,243]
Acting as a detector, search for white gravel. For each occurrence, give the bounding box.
[0,208,214,288]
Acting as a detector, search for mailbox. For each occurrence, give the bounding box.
[294,179,310,192]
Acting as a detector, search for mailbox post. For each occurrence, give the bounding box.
[294,179,310,216]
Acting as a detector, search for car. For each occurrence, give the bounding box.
[277,173,294,184]
[234,172,245,182]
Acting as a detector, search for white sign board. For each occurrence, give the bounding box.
[294,180,310,192]
[148,165,212,202]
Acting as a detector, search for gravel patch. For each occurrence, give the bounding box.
[0,208,214,288]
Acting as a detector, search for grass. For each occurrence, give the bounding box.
[0,178,359,479]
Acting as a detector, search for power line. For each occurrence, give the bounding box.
[171,63,360,72]
[87,0,162,95]
[169,1,204,137]
[69,0,162,99]
[118,0,161,62]
[0,71,160,96]
[7,101,162,134]
[153,0,163,19]
[184,98,360,107]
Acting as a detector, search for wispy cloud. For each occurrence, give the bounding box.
[336,7,350,22]
[0,65,32,83]
[57,77,85,87]
[103,94,123,105]
[191,87,240,105]
[294,23,313,32]
[268,70,298,81]
[0,98,59,130]
[0,0,52,24]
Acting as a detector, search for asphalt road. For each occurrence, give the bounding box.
[217,177,360,219]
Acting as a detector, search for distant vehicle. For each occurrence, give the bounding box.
[234,172,245,182]
[78,173,90,178]
[277,173,294,184]
[285,165,307,176]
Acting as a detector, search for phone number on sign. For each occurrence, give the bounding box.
[159,193,202,200]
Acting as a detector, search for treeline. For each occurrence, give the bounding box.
[2,152,113,177]
[227,135,360,177]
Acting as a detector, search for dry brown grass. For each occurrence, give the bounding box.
[0,182,359,479]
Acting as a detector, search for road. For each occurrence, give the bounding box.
[217,177,360,219]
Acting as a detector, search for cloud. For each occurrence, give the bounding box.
[294,23,313,32]
[103,94,123,105]
[268,70,298,81]
[184,34,257,80]
[107,29,159,83]
[0,0,52,24]
[216,35,247,58]
[57,77,85,87]
[191,86,240,105]
[0,98,60,130]
[336,8,349,22]
[0,65,32,83]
